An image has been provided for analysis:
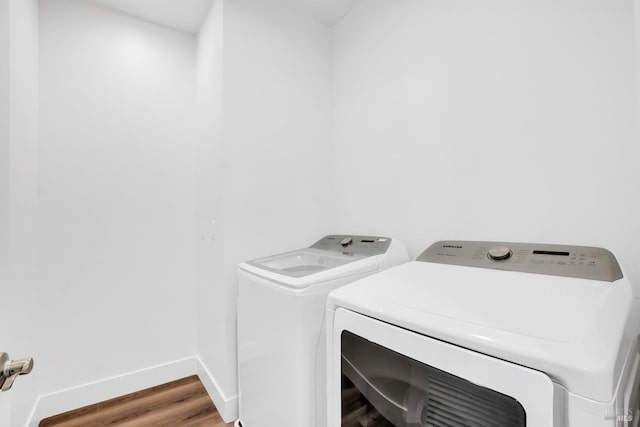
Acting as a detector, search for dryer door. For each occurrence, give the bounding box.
[328,308,555,427]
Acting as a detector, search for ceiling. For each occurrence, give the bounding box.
[90,0,214,33]
[277,0,361,27]
[89,0,361,33]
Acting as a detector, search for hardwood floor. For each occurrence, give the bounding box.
[39,375,234,427]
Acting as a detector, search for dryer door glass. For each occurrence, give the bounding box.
[341,331,526,427]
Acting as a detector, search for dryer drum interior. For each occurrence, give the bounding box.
[340,331,526,427]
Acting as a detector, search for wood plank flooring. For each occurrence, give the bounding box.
[39,375,234,427]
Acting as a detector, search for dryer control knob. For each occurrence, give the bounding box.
[488,246,511,261]
[340,237,353,247]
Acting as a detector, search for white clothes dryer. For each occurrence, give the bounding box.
[326,240,640,427]
[237,235,408,427]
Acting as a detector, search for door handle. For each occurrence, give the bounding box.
[0,352,34,392]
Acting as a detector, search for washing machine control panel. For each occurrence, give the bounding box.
[417,241,623,282]
[311,235,392,256]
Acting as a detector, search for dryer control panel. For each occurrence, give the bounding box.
[418,241,623,282]
[311,235,392,257]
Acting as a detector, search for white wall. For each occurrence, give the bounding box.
[38,0,198,397]
[222,0,332,280]
[331,0,640,282]
[0,0,8,278]
[636,0,640,123]
[0,0,10,417]
[4,0,40,425]
[194,0,332,419]
[194,0,231,417]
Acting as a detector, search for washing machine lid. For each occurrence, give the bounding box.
[327,242,638,403]
[238,235,394,289]
[246,248,363,277]
[239,248,379,288]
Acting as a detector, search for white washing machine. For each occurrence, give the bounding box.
[326,240,640,427]
[237,235,408,427]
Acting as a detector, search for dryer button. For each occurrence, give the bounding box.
[488,246,511,261]
[340,237,353,247]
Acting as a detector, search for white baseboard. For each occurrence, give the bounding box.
[196,356,238,423]
[26,357,198,427]
[26,356,238,427]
